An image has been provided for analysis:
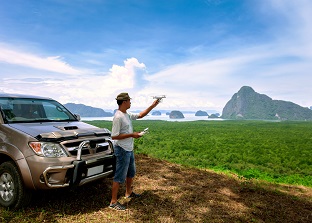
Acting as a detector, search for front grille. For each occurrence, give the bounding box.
[61,138,113,157]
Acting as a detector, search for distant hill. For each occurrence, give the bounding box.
[64,103,113,117]
[208,114,220,118]
[169,110,184,119]
[222,86,312,120]
[195,110,208,116]
[152,111,161,116]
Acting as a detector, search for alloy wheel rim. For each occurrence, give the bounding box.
[0,172,14,202]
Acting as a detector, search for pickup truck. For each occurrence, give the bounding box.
[0,93,115,209]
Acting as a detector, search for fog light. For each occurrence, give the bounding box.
[40,173,50,183]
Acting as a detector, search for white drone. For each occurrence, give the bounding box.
[152,95,166,102]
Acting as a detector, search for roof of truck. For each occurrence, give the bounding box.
[0,93,53,100]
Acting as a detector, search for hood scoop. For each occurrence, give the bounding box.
[54,125,78,131]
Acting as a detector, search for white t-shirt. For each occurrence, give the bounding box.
[111,110,139,151]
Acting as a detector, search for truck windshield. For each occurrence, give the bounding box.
[0,97,77,123]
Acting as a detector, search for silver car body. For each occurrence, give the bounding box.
[0,93,114,208]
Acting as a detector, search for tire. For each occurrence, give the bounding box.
[0,161,32,209]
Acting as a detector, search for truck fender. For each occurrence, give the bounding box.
[0,143,36,190]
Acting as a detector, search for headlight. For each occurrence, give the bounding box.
[29,142,68,157]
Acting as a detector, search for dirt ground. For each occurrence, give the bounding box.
[122,154,312,223]
[1,154,311,223]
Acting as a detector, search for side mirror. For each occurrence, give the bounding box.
[74,114,81,121]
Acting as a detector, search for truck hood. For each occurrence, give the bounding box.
[8,121,111,141]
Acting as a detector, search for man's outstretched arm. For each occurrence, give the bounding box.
[138,99,159,119]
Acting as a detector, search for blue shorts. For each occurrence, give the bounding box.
[113,145,136,183]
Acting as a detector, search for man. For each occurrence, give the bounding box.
[109,92,159,211]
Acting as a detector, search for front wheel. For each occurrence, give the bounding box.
[0,161,32,209]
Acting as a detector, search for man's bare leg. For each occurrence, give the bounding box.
[125,177,133,197]
[110,181,120,204]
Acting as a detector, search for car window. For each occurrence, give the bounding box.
[0,98,77,123]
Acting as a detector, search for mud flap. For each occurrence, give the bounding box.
[71,160,86,186]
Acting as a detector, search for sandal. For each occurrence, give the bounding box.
[109,202,126,211]
[126,192,141,198]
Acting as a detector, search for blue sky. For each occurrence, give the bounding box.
[0,0,311,113]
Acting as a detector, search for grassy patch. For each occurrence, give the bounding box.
[89,120,312,187]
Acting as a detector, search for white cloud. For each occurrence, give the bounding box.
[261,0,312,53]
[108,57,146,90]
[0,44,84,75]
[137,35,312,111]
[7,57,148,110]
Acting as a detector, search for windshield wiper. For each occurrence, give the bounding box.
[7,118,77,123]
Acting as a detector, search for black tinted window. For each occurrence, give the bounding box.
[0,98,77,123]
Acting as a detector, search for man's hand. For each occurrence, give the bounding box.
[132,132,142,138]
[152,99,160,107]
